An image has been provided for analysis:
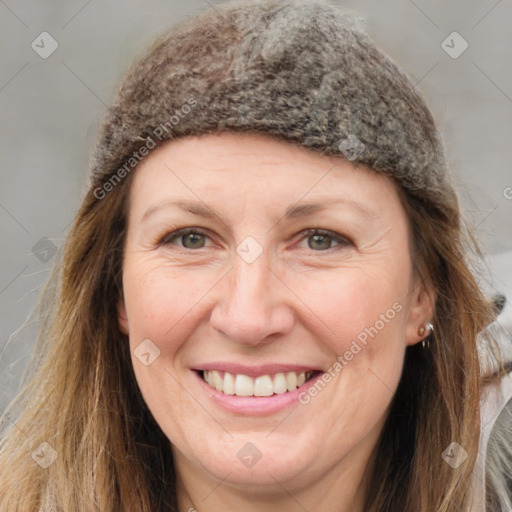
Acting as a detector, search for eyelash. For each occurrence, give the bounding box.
[158,227,352,252]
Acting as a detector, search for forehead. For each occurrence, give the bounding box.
[128,132,401,221]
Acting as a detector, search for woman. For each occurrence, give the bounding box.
[0,0,510,510]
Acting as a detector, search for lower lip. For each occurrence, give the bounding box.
[193,370,324,415]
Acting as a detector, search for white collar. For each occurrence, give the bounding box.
[469,370,512,512]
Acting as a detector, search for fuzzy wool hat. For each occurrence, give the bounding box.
[90,0,457,214]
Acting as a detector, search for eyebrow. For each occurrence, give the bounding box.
[142,200,220,223]
[283,198,377,220]
[141,197,377,225]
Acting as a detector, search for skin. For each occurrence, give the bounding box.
[118,132,434,512]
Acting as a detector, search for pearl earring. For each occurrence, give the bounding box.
[420,322,434,349]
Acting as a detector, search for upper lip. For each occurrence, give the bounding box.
[193,363,323,378]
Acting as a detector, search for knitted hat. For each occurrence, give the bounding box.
[90,0,457,214]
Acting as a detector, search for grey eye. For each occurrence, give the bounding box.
[296,229,351,252]
[161,228,211,249]
[180,232,206,249]
[307,233,337,250]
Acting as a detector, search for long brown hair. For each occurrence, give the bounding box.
[0,0,505,510]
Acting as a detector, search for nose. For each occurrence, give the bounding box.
[209,254,295,347]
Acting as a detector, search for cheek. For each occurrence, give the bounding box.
[288,268,408,452]
[123,251,411,365]
[122,262,209,431]
[291,263,410,358]
[122,261,208,352]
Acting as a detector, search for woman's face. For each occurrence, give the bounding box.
[118,132,432,497]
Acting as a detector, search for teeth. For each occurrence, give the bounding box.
[213,370,223,392]
[235,374,253,396]
[224,371,235,395]
[286,372,297,391]
[202,370,315,397]
[254,375,274,396]
[273,373,287,394]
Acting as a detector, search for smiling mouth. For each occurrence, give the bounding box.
[198,370,321,397]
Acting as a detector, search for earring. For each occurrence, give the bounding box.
[421,322,433,349]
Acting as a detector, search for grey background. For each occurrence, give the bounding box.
[1,0,511,413]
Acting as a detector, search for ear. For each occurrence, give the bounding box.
[405,279,435,346]
[117,295,129,335]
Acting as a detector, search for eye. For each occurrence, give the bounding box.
[296,228,352,251]
[159,227,352,252]
[160,227,213,249]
